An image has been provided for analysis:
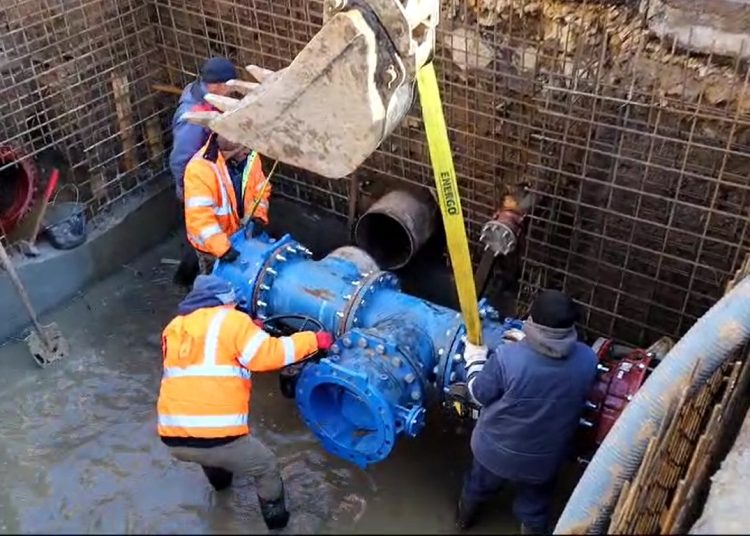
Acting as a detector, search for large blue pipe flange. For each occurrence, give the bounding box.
[341,270,400,331]
[252,239,312,319]
[212,232,283,309]
[296,356,398,467]
[296,325,432,467]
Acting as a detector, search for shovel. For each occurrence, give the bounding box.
[19,168,60,257]
[0,237,69,367]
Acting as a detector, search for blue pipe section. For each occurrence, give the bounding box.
[214,228,522,468]
[554,275,750,534]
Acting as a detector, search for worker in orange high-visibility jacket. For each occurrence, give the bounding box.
[183,133,272,274]
[157,274,334,530]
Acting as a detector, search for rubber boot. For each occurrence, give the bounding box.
[455,494,481,531]
[173,247,199,288]
[201,465,233,491]
[258,485,290,530]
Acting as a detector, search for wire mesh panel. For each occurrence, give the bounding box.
[0,0,168,251]
[152,0,749,347]
[152,0,351,216]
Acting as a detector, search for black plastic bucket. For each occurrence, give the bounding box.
[42,201,87,250]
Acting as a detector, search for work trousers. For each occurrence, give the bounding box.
[173,199,200,288]
[462,457,555,531]
[168,435,283,501]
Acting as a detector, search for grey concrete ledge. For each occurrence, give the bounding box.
[643,0,750,59]
[690,405,750,534]
[0,185,179,343]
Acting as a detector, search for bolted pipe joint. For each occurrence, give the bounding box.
[295,321,434,467]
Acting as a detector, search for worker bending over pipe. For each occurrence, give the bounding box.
[184,133,272,274]
[156,275,334,529]
[456,290,598,534]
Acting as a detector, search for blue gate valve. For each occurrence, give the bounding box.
[213,229,524,467]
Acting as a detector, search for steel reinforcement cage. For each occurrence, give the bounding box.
[3,0,750,350]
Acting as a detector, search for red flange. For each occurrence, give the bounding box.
[575,339,654,463]
[0,145,39,234]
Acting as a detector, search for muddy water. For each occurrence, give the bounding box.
[0,234,575,534]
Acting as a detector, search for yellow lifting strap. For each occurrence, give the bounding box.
[416,62,483,346]
[244,153,279,222]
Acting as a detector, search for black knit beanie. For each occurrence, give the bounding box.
[200,57,237,84]
[529,289,579,329]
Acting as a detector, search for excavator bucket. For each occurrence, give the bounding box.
[184,0,438,178]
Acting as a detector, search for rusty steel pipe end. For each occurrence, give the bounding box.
[479,193,530,257]
[355,189,436,270]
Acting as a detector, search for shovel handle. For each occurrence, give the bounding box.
[43,168,60,201]
[30,168,60,242]
[0,239,49,344]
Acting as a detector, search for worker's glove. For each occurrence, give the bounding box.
[221,247,240,263]
[252,318,264,329]
[446,382,472,417]
[463,341,489,379]
[447,382,470,402]
[246,217,266,238]
[315,331,334,351]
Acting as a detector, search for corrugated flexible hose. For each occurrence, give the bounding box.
[554,275,750,534]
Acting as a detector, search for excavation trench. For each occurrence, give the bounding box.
[0,201,579,533]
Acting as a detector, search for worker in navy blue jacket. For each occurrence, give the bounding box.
[170,57,237,288]
[169,57,238,201]
[457,289,598,534]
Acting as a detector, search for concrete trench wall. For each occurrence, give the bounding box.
[0,187,178,343]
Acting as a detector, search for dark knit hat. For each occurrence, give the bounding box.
[529,289,579,329]
[200,57,237,84]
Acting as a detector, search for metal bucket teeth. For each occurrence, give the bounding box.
[204,94,241,113]
[181,10,417,179]
[225,80,260,95]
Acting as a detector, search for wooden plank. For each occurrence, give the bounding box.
[609,479,632,533]
[111,73,137,174]
[661,480,685,534]
[670,404,724,533]
[152,82,184,96]
[145,117,165,171]
[615,437,658,533]
[347,175,360,241]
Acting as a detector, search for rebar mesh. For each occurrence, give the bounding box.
[151,0,750,347]
[3,0,749,348]
[0,0,167,251]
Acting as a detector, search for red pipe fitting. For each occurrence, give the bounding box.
[0,145,38,233]
[479,195,528,257]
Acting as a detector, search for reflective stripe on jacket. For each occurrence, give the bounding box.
[183,138,271,257]
[157,305,318,439]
